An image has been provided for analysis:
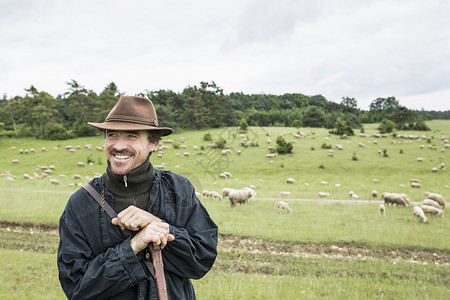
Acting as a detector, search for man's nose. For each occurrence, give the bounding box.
[113,137,128,151]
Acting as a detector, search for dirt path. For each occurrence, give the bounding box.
[1,220,448,266]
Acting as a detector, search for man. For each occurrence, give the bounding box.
[57,96,218,299]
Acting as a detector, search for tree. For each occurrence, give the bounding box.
[369,97,399,112]
[302,106,326,127]
[11,85,62,139]
[388,105,414,130]
[340,97,358,112]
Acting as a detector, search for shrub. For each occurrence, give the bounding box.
[203,132,212,141]
[44,123,72,140]
[276,136,293,154]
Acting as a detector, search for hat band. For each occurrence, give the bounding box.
[106,115,158,126]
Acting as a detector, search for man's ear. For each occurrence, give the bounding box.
[150,139,160,151]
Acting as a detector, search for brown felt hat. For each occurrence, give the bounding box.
[87,96,173,136]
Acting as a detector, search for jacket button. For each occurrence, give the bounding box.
[145,252,150,259]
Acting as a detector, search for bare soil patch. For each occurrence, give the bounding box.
[1,221,448,267]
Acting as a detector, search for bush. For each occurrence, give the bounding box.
[378,120,395,134]
[239,119,248,131]
[213,137,227,149]
[44,123,72,140]
[276,136,293,154]
[203,132,212,141]
[72,123,96,137]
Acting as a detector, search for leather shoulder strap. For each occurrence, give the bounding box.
[82,183,118,220]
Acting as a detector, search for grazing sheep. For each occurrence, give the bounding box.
[371,190,378,198]
[50,179,62,185]
[422,199,441,209]
[11,159,20,164]
[413,206,427,223]
[420,205,444,217]
[218,173,228,179]
[348,191,355,199]
[286,178,296,184]
[280,191,291,197]
[351,193,359,200]
[202,190,212,197]
[209,191,222,200]
[228,189,253,209]
[411,182,422,188]
[382,192,409,207]
[416,157,424,162]
[183,152,190,157]
[77,162,86,167]
[432,167,438,173]
[378,204,386,216]
[318,192,330,199]
[424,192,446,208]
[222,172,232,178]
[72,174,82,180]
[242,187,257,202]
[222,188,234,198]
[277,201,292,213]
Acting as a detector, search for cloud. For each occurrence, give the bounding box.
[0,0,449,111]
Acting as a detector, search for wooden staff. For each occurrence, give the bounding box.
[150,244,169,300]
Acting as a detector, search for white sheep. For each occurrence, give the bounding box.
[242,187,257,202]
[422,199,441,209]
[78,162,86,167]
[280,191,291,197]
[382,192,409,207]
[371,190,379,198]
[222,188,234,198]
[277,201,292,213]
[378,203,386,216]
[421,205,444,217]
[411,182,422,188]
[413,206,427,223]
[11,159,20,164]
[202,190,212,197]
[424,192,445,208]
[222,172,232,178]
[318,192,330,199]
[228,189,253,210]
[286,178,296,184]
[351,193,359,200]
[209,191,222,200]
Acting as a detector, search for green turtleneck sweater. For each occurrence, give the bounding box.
[104,158,155,214]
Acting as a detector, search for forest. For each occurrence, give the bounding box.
[1,80,449,140]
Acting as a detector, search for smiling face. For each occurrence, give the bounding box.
[105,130,160,175]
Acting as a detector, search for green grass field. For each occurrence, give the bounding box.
[0,120,449,299]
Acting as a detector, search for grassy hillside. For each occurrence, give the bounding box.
[0,120,449,299]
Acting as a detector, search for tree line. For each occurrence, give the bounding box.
[0,80,449,140]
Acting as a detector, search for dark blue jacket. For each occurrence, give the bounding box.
[57,170,218,299]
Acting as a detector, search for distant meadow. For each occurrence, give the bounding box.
[0,120,449,299]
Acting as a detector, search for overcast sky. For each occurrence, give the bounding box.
[1,0,449,111]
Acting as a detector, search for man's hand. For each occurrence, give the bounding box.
[130,221,175,254]
[111,205,161,231]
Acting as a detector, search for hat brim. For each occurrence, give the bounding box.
[87,121,173,136]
